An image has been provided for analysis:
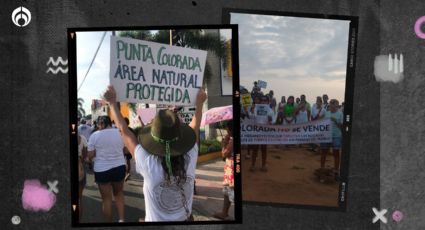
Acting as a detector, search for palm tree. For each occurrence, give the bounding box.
[127,103,137,114]
[118,30,154,41]
[77,97,86,119]
[154,29,228,83]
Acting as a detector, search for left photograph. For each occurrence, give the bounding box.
[68,25,240,226]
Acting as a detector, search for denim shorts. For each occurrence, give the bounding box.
[320,137,342,149]
[94,165,126,184]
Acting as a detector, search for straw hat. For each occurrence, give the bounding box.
[138,109,196,157]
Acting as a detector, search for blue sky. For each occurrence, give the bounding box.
[77,31,111,113]
[231,13,350,104]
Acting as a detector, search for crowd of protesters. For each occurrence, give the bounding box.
[241,81,344,182]
[77,86,211,222]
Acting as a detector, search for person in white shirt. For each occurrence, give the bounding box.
[309,97,326,152]
[87,115,126,222]
[103,85,207,222]
[311,96,326,121]
[248,95,273,172]
[295,101,310,124]
[78,118,93,141]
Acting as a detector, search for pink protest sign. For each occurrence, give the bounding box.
[200,105,233,126]
[137,108,157,125]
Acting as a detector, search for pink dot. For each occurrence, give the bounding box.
[22,180,56,212]
[392,210,403,222]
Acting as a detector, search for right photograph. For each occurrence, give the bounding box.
[229,10,357,208]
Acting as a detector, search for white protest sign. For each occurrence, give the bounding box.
[110,36,207,106]
[255,104,269,116]
[241,118,332,145]
[257,80,267,89]
[178,112,194,124]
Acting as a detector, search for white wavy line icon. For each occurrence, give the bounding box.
[46,67,68,74]
[46,57,68,66]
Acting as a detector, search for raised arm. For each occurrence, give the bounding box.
[103,85,138,157]
[189,88,207,144]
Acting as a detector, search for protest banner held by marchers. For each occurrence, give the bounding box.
[110,36,207,106]
[241,118,332,145]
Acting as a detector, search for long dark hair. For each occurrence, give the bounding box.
[287,96,295,106]
[98,115,112,128]
[160,154,189,185]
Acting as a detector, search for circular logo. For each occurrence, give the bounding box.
[154,177,193,214]
[11,6,31,27]
[11,215,21,225]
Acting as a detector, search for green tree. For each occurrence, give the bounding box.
[85,114,92,120]
[77,98,86,118]
[127,103,137,114]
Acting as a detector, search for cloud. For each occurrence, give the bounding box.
[232,13,350,102]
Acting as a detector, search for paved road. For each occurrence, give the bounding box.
[79,157,234,223]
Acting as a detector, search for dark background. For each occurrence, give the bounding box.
[0,0,423,229]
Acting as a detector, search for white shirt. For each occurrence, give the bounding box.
[134,144,198,222]
[325,110,343,138]
[78,135,88,157]
[78,124,93,141]
[296,109,309,124]
[249,104,274,124]
[311,104,326,120]
[87,128,125,172]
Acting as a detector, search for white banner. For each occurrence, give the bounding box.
[241,118,333,145]
[110,36,207,106]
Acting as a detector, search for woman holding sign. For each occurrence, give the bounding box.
[103,85,206,222]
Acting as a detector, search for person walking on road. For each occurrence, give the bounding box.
[87,115,127,222]
[103,85,207,222]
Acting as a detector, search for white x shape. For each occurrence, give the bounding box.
[372,207,387,224]
[47,180,59,194]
